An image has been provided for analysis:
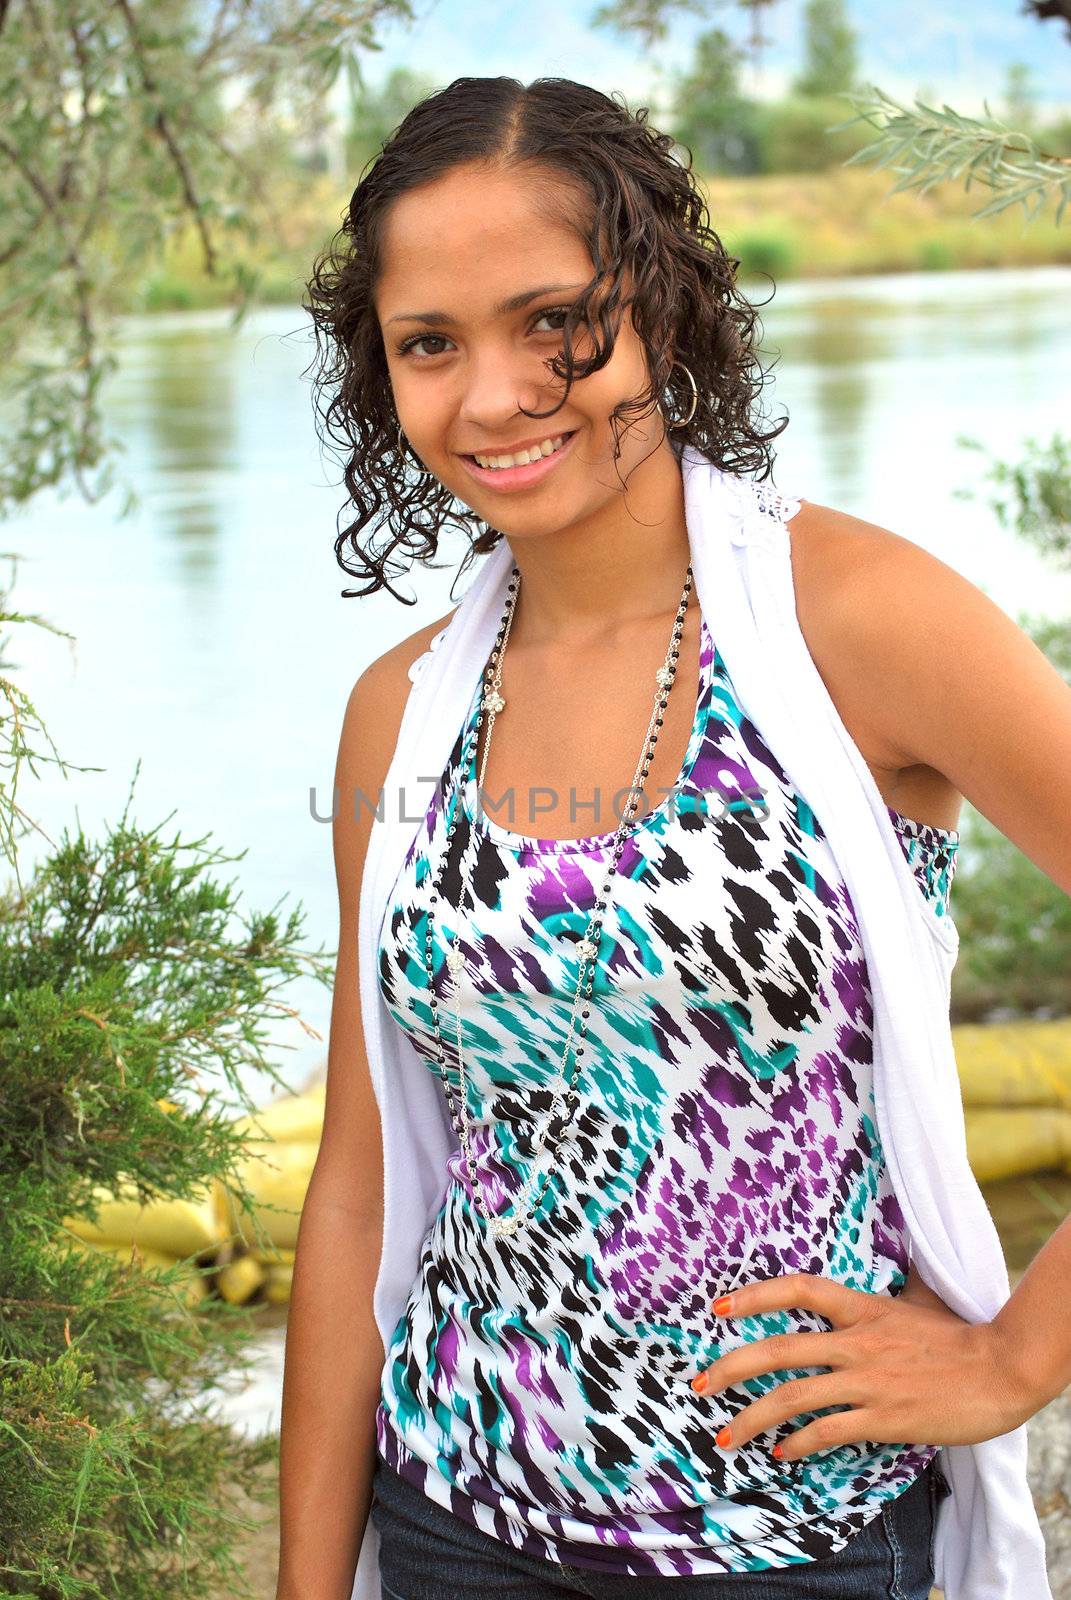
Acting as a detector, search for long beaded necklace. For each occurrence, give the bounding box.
[421,560,694,1242]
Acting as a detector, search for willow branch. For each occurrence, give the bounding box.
[112,0,219,276]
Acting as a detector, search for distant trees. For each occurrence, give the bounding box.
[1002,61,1040,133]
[346,66,441,173]
[658,0,1071,186]
[669,28,762,176]
[792,0,858,99]
[666,0,869,175]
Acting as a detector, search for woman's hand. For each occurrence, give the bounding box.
[687,1271,1034,1461]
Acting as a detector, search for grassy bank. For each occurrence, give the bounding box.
[135,165,1070,316]
[704,165,1070,280]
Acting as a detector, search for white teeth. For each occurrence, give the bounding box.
[474,435,566,469]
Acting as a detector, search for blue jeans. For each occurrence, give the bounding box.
[370,1454,952,1598]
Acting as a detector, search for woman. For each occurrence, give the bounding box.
[277,77,1067,1600]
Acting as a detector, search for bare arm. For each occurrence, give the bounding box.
[275,610,454,1600]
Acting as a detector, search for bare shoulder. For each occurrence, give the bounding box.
[783,496,974,827]
[786,492,1006,674]
[785,496,943,624]
[785,496,948,756]
[353,605,457,716]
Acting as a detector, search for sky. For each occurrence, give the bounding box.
[350,0,1071,121]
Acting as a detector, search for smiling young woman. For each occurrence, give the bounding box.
[277,76,1066,1600]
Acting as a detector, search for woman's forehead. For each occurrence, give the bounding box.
[376,168,589,290]
[377,235,591,328]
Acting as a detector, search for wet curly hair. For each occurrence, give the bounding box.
[303,75,789,605]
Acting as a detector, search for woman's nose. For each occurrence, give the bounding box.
[457,355,545,432]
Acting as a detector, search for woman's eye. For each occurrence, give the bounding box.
[399,334,450,358]
[533,306,571,332]
[397,306,572,359]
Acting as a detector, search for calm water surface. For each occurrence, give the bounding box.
[12,265,1071,1107]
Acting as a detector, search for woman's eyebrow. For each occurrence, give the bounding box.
[385,282,587,327]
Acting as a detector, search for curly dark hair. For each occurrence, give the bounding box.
[303,75,789,605]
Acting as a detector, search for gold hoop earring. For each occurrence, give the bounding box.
[664,361,698,431]
[396,419,433,480]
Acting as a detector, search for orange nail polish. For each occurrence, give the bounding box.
[691,1372,708,1394]
[716,1425,732,1449]
[712,1295,734,1315]
[772,1443,783,1460]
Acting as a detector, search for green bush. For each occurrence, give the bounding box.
[732,224,801,279]
[948,442,1071,1023]
[0,753,332,1597]
[139,273,198,312]
[916,238,955,271]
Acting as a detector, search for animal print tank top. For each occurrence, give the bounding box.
[373,598,961,1576]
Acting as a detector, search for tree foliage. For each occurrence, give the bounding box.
[346,65,441,173]
[0,0,413,517]
[591,0,714,49]
[792,0,858,99]
[668,27,762,175]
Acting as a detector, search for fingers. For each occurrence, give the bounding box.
[691,1328,840,1396]
[704,1373,859,1453]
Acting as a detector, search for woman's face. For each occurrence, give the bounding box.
[373,161,675,540]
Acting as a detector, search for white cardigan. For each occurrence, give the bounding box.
[350,447,1051,1600]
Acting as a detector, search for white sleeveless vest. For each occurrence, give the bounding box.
[349,447,1052,1600]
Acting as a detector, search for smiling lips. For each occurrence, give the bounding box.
[458,429,578,491]
[469,432,572,469]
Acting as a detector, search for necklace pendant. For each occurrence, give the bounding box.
[575,936,598,963]
[482,687,506,715]
[655,665,674,688]
[446,945,465,976]
[490,1213,520,1237]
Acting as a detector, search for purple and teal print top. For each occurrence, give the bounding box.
[373,606,960,1576]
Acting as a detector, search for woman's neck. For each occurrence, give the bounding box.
[503,442,691,649]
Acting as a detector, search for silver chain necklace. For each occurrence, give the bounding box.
[421,560,694,1243]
